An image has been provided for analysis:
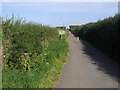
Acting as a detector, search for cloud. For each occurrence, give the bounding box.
[2,0,119,2]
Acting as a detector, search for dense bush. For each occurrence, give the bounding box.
[2,18,58,69]
[56,26,66,30]
[72,14,120,63]
[69,25,82,37]
[0,17,2,44]
[2,17,69,88]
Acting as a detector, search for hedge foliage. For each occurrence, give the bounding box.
[2,16,69,88]
[70,14,120,63]
[2,18,59,69]
[69,25,82,36]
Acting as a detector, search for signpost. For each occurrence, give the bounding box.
[59,30,65,39]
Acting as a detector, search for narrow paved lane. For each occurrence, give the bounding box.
[55,32,119,88]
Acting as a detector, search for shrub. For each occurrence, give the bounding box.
[71,14,120,63]
[2,16,69,88]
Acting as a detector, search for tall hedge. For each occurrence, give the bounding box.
[72,14,120,63]
[2,17,69,88]
[69,25,82,37]
[2,18,59,69]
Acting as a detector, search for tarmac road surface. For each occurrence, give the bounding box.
[55,32,119,88]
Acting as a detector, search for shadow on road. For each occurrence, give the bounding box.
[79,39,119,82]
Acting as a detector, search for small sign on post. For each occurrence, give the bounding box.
[59,30,65,39]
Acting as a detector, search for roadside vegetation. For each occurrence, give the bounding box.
[70,14,120,63]
[2,16,69,88]
[0,17,2,44]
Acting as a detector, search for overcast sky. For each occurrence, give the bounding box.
[2,2,118,27]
